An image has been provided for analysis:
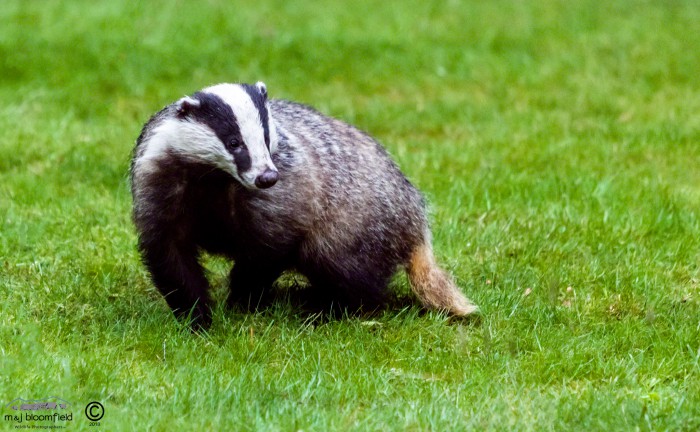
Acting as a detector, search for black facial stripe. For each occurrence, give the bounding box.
[186,91,254,174]
[241,84,270,149]
[189,92,242,148]
[233,147,251,173]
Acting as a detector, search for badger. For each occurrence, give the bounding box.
[130,82,478,329]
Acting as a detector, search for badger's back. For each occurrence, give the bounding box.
[268,99,428,270]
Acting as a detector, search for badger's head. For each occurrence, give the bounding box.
[166,82,279,189]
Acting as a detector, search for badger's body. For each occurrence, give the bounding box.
[131,82,477,328]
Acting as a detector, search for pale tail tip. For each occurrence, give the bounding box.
[453,303,480,316]
[449,298,481,321]
[448,302,482,324]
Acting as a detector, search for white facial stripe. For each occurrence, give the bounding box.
[137,118,237,177]
[267,105,278,154]
[203,84,277,181]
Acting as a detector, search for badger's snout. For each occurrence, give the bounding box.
[254,168,279,189]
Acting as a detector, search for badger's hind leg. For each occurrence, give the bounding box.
[226,260,284,311]
[406,242,478,316]
[296,250,390,315]
[307,270,390,315]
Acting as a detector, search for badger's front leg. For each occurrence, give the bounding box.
[226,259,284,311]
[139,235,213,330]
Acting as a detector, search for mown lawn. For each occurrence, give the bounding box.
[1,0,699,430]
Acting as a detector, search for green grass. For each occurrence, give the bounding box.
[1,0,699,430]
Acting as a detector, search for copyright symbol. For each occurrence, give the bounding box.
[85,401,104,421]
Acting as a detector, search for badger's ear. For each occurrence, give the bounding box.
[255,81,267,99]
[175,96,201,116]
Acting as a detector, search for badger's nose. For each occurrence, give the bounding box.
[254,169,279,189]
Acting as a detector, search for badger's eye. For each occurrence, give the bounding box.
[229,139,242,149]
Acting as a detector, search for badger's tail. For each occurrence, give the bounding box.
[407,241,478,316]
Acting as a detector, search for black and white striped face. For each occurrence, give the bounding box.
[169,82,279,189]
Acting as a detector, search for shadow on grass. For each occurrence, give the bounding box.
[222,277,483,328]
